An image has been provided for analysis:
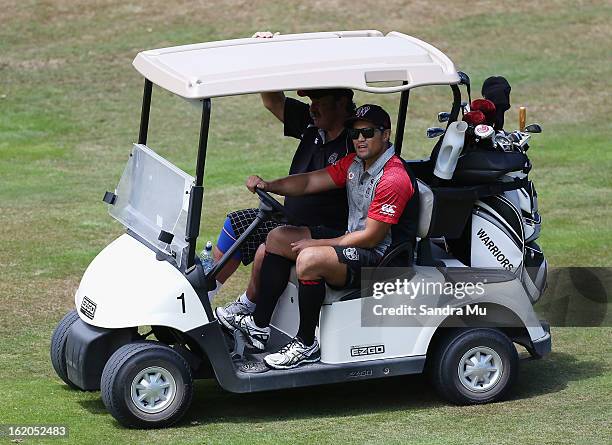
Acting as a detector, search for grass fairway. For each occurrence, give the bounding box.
[1,0,611,443]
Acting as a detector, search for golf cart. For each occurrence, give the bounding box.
[51,30,551,428]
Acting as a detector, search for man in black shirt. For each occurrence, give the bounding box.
[212,85,355,321]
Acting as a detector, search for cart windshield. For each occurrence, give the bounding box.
[109,144,194,266]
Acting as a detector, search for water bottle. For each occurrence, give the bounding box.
[200,241,215,274]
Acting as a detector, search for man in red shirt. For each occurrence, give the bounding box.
[220,104,414,369]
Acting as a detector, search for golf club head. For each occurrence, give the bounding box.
[525,123,542,133]
[426,127,445,139]
[495,134,512,152]
[438,112,451,123]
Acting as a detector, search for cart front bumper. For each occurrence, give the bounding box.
[65,318,135,390]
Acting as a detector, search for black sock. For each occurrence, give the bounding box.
[253,252,293,328]
[296,279,325,346]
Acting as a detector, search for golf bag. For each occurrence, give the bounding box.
[412,124,547,304]
[470,182,547,303]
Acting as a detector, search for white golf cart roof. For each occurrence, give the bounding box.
[133,30,460,99]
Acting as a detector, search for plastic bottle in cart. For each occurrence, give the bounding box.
[200,241,215,273]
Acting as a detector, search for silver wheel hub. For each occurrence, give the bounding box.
[458,346,503,393]
[130,366,177,414]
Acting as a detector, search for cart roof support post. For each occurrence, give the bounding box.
[138,79,152,145]
[185,99,212,270]
[448,84,462,125]
[394,82,409,156]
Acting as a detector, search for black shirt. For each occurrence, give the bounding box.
[282,98,353,230]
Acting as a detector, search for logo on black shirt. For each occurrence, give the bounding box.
[328,152,338,164]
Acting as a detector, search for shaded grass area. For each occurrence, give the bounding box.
[1,0,611,443]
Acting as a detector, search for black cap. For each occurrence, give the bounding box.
[297,88,354,100]
[344,104,391,130]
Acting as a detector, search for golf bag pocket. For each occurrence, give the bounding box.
[523,213,542,243]
[522,241,547,303]
[471,201,524,272]
[512,181,541,243]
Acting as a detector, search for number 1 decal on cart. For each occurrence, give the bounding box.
[177,293,185,313]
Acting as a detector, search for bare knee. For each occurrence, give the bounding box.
[266,227,288,254]
[266,226,307,256]
[297,247,346,285]
[296,247,325,279]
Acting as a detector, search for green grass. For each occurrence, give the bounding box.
[1,0,611,443]
[1,327,610,445]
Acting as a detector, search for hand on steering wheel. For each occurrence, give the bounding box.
[246,175,268,193]
[254,188,287,217]
[245,175,291,221]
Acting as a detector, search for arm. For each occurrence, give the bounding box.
[246,169,339,197]
[292,218,391,252]
[251,31,286,123]
[261,92,286,122]
[246,153,353,196]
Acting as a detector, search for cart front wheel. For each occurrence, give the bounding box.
[101,341,193,428]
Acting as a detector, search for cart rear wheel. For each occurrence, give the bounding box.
[101,341,193,428]
[430,328,518,405]
[50,309,80,389]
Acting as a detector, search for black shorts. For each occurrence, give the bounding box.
[227,208,283,265]
[309,225,382,289]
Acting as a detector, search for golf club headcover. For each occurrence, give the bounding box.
[470,99,496,126]
[482,76,511,130]
[463,110,486,126]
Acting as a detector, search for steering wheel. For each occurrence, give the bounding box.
[254,188,293,222]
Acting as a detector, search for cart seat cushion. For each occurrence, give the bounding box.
[417,179,434,238]
[324,286,360,304]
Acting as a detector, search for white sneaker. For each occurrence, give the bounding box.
[234,314,270,351]
[215,298,253,332]
[264,337,320,369]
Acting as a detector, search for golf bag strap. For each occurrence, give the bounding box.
[431,177,529,201]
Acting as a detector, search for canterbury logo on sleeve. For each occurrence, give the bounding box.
[380,204,397,216]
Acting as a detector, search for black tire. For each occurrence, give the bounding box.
[430,328,518,405]
[100,341,193,429]
[50,309,80,389]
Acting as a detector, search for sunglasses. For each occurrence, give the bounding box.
[347,127,385,140]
